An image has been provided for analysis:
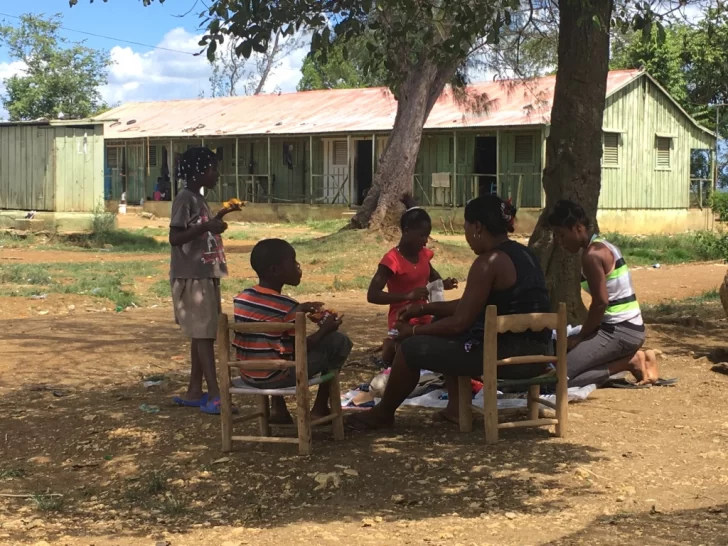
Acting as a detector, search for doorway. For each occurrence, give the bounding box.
[474,136,497,196]
[355,139,374,205]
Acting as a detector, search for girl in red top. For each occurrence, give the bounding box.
[367,195,458,367]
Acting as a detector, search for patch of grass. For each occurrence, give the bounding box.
[159,495,187,515]
[642,289,722,322]
[150,278,172,298]
[0,467,26,479]
[31,493,64,512]
[304,218,349,233]
[124,471,167,502]
[0,264,52,285]
[0,231,35,248]
[0,260,164,308]
[224,230,257,241]
[605,232,728,266]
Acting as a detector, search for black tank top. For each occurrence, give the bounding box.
[465,240,551,345]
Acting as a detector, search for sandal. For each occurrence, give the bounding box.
[200,396,238,415]
[172,393,208,407]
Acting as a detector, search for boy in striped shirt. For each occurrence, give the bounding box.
[233,239,353,424]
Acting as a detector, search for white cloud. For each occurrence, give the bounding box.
[1,27,309,118]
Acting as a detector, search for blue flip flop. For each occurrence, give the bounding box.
[200,396,238,415]
[172,393,208,407]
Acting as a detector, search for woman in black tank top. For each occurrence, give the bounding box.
[348,196,552,431]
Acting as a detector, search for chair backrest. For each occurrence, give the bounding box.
[217,313,308,375]
[483,303,567,366]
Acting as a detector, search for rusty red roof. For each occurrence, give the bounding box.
[98,69,643,139]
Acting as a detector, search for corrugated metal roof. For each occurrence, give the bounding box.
[98,69,643,139]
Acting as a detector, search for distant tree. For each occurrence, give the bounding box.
[0,13,111,120]
[208,30,303,97]
[297,36,387,91]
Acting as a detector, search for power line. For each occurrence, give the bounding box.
[0,11,196,56]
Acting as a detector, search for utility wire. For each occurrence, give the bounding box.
[0,11,196,56]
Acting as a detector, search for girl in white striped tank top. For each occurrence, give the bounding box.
[548,200,658,388]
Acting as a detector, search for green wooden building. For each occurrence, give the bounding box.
[0,120,105,214]
[96,69,715,232]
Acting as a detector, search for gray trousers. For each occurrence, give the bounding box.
[568,322,645,388]
[240,331,353,389]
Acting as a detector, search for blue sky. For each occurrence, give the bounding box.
[0,1,309,118]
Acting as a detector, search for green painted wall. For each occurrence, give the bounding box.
[1,124,103,213]
[600,76,714,210]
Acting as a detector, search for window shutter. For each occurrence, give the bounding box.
[333,141,348,166]
[514,135,534,163]
[107,148,119,169]
[602,133,619,166]
[149,145,158,167]
[656,137,671,168]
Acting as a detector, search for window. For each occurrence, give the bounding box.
[514,135,534,164]
[148,145,158,167]
[332,141,348,166]
[656,136,672,169]
[106,147,120,169]
[602,132,619,166]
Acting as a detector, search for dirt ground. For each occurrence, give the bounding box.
[1,231,727,546]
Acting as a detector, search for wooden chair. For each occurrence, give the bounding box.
[457,303,568,444]
[216,312,345,455]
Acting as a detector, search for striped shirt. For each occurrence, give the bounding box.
[581,235,643,326]
[232,285,298,380]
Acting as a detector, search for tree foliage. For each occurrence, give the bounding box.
[297,36,387,91]
[0,13,111,120]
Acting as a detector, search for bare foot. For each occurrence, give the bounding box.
[345,407,394,431]
[628,351,648,384]
[641,349,659,384]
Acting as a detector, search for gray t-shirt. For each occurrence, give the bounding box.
[169,189,228,279]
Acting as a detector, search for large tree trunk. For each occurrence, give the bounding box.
[352,61,456,230]
[528,0,615,322]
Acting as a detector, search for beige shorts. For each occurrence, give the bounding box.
[171,278,221,339]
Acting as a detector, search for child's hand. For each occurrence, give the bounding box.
[297,302,324,315]
[393,322,415,341]
[397,303,425,322]
[206,217,228,234]
[405,286,430,301]
[217,199,246,219]
[443,278,459,290]
[319,313,343,334]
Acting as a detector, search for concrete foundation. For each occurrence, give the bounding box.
[75,201,719,236]
[0,210,117,232]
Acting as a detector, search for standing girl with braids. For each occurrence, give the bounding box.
[169,146,242,414]
[366,195,458,368]
[350,195,552,430]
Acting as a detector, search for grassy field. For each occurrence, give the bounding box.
[1,219,725,309]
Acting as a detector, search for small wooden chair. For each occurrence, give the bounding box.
[216,312,345,455]
[457,303,568,444]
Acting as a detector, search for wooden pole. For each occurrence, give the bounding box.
[495,130,501,197]
[483,305,499,444]
[347,134,352,205]
[453,131,458,207]
[555,303,569,438]
[235,137,240,200]
[294,313,312,455]
[267,136,272,204]
[371,134,376,176]
[540,126,547,208]
[169,139,175,198]
[217,314,233,452]
[309,135,314,205]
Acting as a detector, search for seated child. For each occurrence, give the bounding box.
[366,195,457,368]
[233,238,353,424]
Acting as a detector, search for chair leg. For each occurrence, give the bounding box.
[483,363,499,445]
[256,395,271,437]
[328,373,345,441]
[220,373,233,452]
[457,376,473,433]
[555,377,568,439]
[295,369,312,457]
[527,384,541,421]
